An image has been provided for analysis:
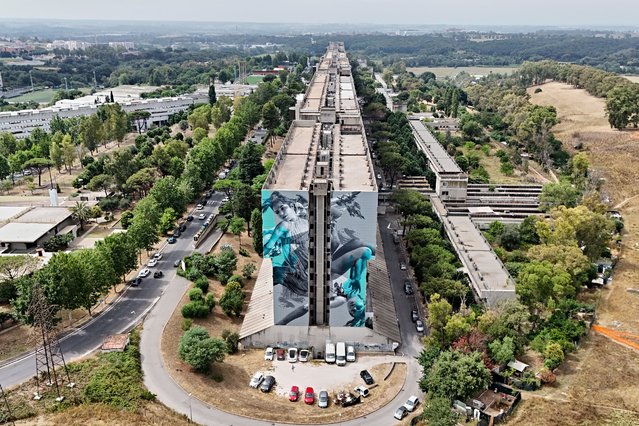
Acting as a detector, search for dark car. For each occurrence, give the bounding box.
[129,277,142,287]
[153,271,164,279]
[360,370,374,385]
[204,192,212,199]
[167,236,177,244]
[186,215,194,222]
[411,309,419,322]
[179,223,187,232]
[260,375,276,393]
[173,230,181,238]
[174,259,181,268]
[404,280,414,295]
[276,349,286,361]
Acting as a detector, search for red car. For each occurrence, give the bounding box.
[304,386,314,405]
[276,349,286,361]
[289,385,300,402]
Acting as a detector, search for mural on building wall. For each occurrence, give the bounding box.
[262,190,310,326]
[329,191,377,327]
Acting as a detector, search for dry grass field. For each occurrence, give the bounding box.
[502,82,639,425]
[406,66,519,79]
[622,75,639,83]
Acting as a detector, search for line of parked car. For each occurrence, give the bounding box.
[129,252,165,286]
[393,395,420,420]
[264,346,312,363]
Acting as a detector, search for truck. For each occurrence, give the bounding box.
[336,342,346,366]
[325,343,336,364]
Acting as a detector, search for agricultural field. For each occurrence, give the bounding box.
[503,81,639,425]
[406,66,519,79]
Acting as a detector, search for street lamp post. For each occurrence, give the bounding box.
[188,392,192,422]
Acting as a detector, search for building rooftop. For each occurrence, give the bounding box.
[265,121,319,190]
[409,117,463,174]
[13,206,72,224]
[239,258,275,339]
[0,222,56,243]
[0,206,30,222]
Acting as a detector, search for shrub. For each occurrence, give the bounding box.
[178,326,226,372]
[211,373,224,382]
[228,274,244,287]
[0,280,17,304]
[221,329,240,354]
[98,197,120,211]
[194,276,209,293]
[242,262,256,280]
[188,287,204,302]
[219,281,245,317]
[181,301,209,318]
[238,247,250,257]
[182,318,193,331]
[186,267,204,282]
[543,342,565,370]
[205,293,216,312]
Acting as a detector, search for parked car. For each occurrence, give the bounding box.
[394,406,408,420]
[400,262,407,270]
[173,229,181,238]
[304,387,314,404]
[204,192,212,199]
[198,213,206,220]
[403,395,420,412]
[173,259,181,268]
[264,347,274,361]
[404,280,413,295]
[360,369,374,385]
[260,375,276,393]
[222,196,230,203]
[411,309,419,322]
[416,319,424,333]
[186,215,194,222]
[153,271,164,279]
[289,385,300,402]
[318,390,329,408]
[354,385,369,398]
[288,347,298,363]
[179,223,187,232]
[249,372,264,388]
[276,349,286,361]
[148,258,158,267]
[153,252,163,260]
[137,268,151,278]
[376,173,382,179]
[346,345,356,362]
[299,349,310,362]
[167,236,177,244]
[196,204,204,210]
[129,277,142,287]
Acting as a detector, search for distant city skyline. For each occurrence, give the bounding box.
[1,0,638,27]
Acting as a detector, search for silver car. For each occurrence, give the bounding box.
[318,390,329,408]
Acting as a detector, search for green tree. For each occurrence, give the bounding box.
[71,201,91,231]
[488,336,516,365]
[421,397,458,426]
[422,350,491,400]
[80,114,104,154]
[229,216,245,246]
[95,232,138,285]
[23,157,54,187]
[543,342,565,370]
[261,101,280,145]
[158,208,178,235]
[178,326,226,372]
[149,176,188,214]
[211,97,232,129]
[241,262,256,280]
[60,134,76,174]
[208,83,217,106]
[0,255,41,281]
[251,208,263,254]
[237,143,265,184]
[219,281,244,317]
[232,184,259,235]
[188,104,211,131]
[192,127,207,143]
[213,248,238,284]
[516,261,574,309]
[49,140,63,172]
[427,294,452,348]
[87,174,114,196]
[125,167,156,198]
[539,182,580,211]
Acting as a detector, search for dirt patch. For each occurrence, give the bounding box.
[161,231,407,424]
[0,325,34,362]
[504,82,639,425]
[15,401,191,426]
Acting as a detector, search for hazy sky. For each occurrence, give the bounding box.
[2,0,638,26]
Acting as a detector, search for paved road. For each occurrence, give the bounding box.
[374,73,394,111]
[0,192,224,389]
[139,209,425,426]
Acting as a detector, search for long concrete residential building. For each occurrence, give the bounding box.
[240,43,400,353]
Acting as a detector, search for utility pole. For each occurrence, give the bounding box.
[64,77,68,91]
[29,70,34,91]
[0,71,4,92]
[93,70,97,89]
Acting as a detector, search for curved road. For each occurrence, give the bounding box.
[0,193,224,389]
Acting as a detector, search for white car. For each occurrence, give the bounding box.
[354,385,369,398]
[403,395,420,412]
[299,349,310,362]
[198,213,206,220]
[264,347,274,361]
[376,173,382,179]
[416,320,424,333]
[153,252,163,260]
[196,204,204,210]
[249,372,264,388]
[148,258,158,267]
[137,268,151,278]
[346,345,356,362]
[222,196,230,203]
[287,347,298,363]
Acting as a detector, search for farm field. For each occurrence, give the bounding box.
[406,66,519,79]
[504,82,639,425]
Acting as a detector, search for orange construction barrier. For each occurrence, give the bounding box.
[591,324,639,351]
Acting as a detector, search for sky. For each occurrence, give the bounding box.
[1,0,638,27]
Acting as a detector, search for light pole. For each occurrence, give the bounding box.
[188,392,192,422]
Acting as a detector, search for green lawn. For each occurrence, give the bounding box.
[245,75,265,85]
[9,87,92,105]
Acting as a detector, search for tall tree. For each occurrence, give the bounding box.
[261,101,280,145]
[22,158,54,187]
[71,201,91,231]
[208,83,217,106]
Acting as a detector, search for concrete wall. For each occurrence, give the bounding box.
[240,325,396,354]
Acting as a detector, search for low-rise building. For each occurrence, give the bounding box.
[0,206,76,252]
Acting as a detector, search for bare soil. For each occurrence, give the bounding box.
[502,82,639,425]
[161,231,407,424]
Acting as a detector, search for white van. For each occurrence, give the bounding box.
[325,343,336,364]
[336,342,346,366]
